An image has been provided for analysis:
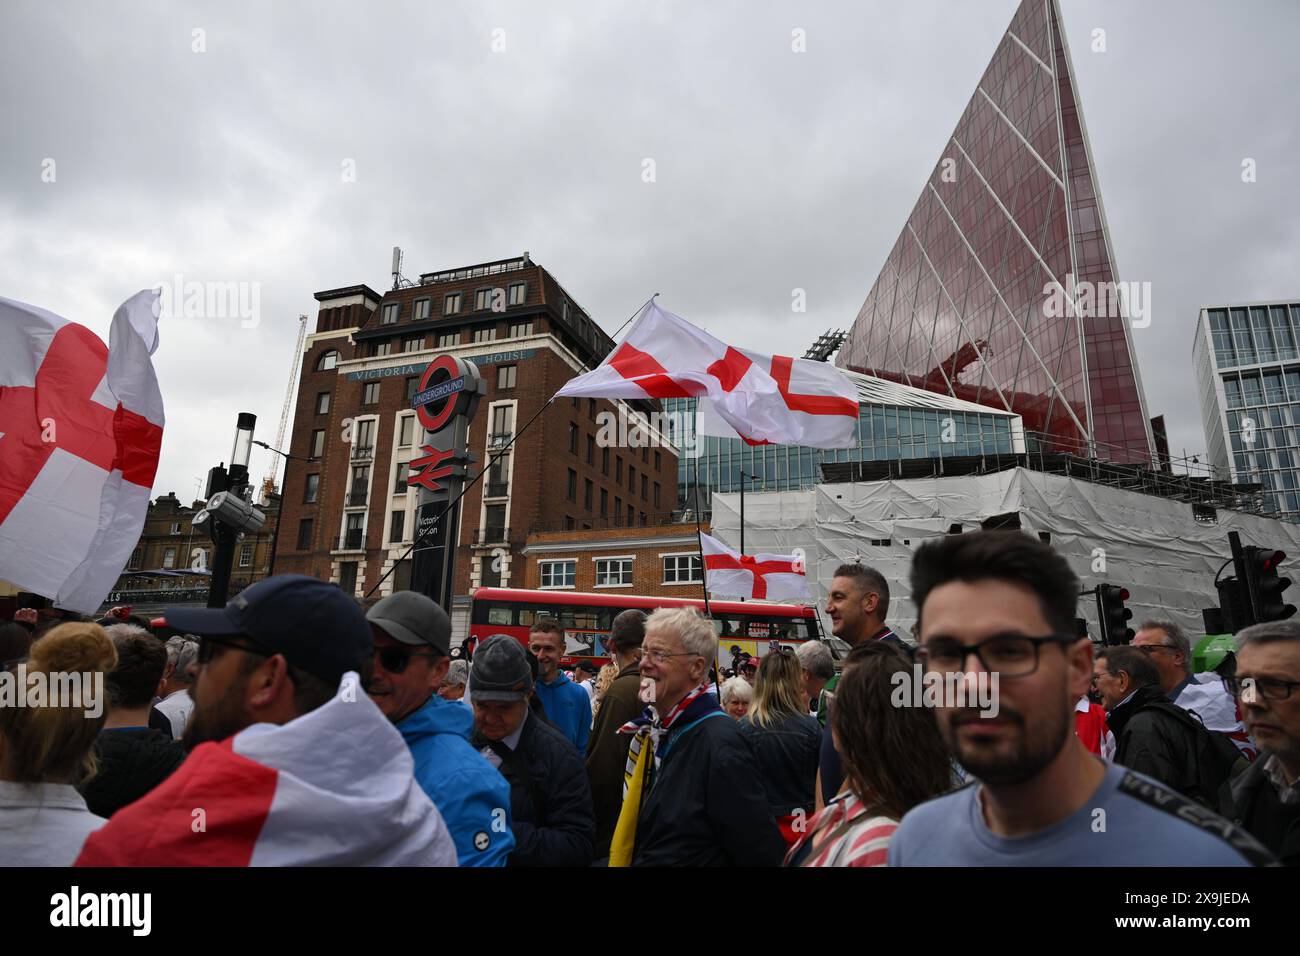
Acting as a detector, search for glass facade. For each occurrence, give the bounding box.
[664,396,1018,508]
[835,0,1153,465]
[1195,303,1300,522]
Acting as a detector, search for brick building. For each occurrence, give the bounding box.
[521,520,707,598]
[274,253,679,634]
[105,491,280,611]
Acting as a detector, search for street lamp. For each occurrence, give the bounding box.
[194,413,266,607]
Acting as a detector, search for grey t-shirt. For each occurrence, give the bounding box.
[888,761,1273,866]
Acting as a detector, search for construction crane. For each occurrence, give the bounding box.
[260,314,309,504]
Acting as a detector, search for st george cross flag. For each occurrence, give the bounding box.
[554,300,859,448]
[0,291,165,613]
[700,532,810,602]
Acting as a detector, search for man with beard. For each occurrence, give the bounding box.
[887,531,1274,867]
[75,575,456,866]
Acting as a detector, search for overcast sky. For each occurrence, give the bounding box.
[3,0,1298,500]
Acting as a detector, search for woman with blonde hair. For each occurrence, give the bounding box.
[591,661,619,718]
[0,621,117,865]
[739,646,821,845]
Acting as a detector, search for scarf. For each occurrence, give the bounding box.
[608,683,714,866]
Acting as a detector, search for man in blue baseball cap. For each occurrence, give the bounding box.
[75,575,457,866]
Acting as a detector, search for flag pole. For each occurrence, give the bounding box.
[690,442,721,695]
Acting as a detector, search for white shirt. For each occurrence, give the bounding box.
[0,781,105,866]
[154,688,194,740]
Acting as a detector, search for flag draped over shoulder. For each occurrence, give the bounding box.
[554,300,859,448]
[0,291,164,612]
[700,532,810,602]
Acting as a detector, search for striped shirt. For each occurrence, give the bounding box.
[783,791,898,867]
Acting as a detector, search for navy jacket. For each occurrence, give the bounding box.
[740,712,822,817]
[473,710,595,867]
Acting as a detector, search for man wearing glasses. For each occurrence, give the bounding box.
[621,606,785,866]
[76,575,456,866]
[1224,621,1300,865]
[1134,619,1253,759]
[887,531,1274,866]
[366,591,515,867]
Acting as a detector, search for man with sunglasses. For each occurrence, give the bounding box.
[366,591,514,867]
[76,574,456,866]
[1224,621,1300,865]
[887,531,1274,866]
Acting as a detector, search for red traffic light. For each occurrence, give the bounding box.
[1264,550,1286,572]
[1118,587,1130,601]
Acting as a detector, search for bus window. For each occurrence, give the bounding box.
[486,606,514,627]
[518,606,545,628]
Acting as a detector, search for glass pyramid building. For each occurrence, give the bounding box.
[836,0,1154,464]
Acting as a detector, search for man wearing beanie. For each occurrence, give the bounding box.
[76,575,456,866]
[469,634,595,866]
[366,591,514,866]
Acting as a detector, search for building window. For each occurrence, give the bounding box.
[497,365,516,389]
[540,559,576,589]
[615,496,622,518]
[363,382,380,405]
[660,554,702,582]
[310,429,325,459]
[381,303,399,325]
[507,282,526,306]
[316,392,330,414]
[437,332,460,348]
[641,474,648,499]
[162,547,176,569]
[586,435,595,464]
[569,423,578,454]
[600,488,608,516]
[304,474,320,503]
[584,478,593,511]
[602,447,609,475]
[239,543,253,568]
[406,376,421,402]
[629,465,636,492]
[595,558,633,587]
[297,518,314,550]
[395,462,409,494]
[127,548,142,570]
[399,416,416,447]
[509,321,533,338]
[444,292,462,315]
[473,327,495,343]
[627,505,634,526]
[662,555,703,584]
[616,457,623,481]
[316,350,339,371]
[402,336,424,353]
[413,298,431,321]
[339,562,358,595]
[371,341,394,357]
[344,513,364,549]
[170,521,181,535]
[655,451,661,471]
[567,469,577,501]
[390,510,406,542]
[588,398,597,422]
[653,481,661,508]
[474,289,492,311]
[490,404,514,443]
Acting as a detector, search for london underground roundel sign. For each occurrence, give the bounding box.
[413,354,476,432]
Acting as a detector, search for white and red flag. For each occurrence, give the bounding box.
[554,301,859,448]
[700,532,810,602]
[0,291,164,613]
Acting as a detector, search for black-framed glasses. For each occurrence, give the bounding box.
[197,634,275,665]
[917,633,1076,678]
[1135,643,1177,655]
[375,645,439,674]
[1223,674,1300,702]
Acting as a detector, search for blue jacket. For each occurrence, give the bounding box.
[535,672,592,751]
[398,694,516,866]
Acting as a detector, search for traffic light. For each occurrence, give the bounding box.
[1244,547,1296,624]
[1097,584,1134,645]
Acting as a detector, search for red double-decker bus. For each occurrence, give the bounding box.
[467,587,825,674]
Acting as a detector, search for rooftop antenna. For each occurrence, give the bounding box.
[391,246,404,290]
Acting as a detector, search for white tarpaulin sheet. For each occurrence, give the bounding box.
[709,467,1300,642]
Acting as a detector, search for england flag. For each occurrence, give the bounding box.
[0,291,164,612]
[555,300,859,448]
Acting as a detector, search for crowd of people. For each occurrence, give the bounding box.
[1,529,1297,867]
